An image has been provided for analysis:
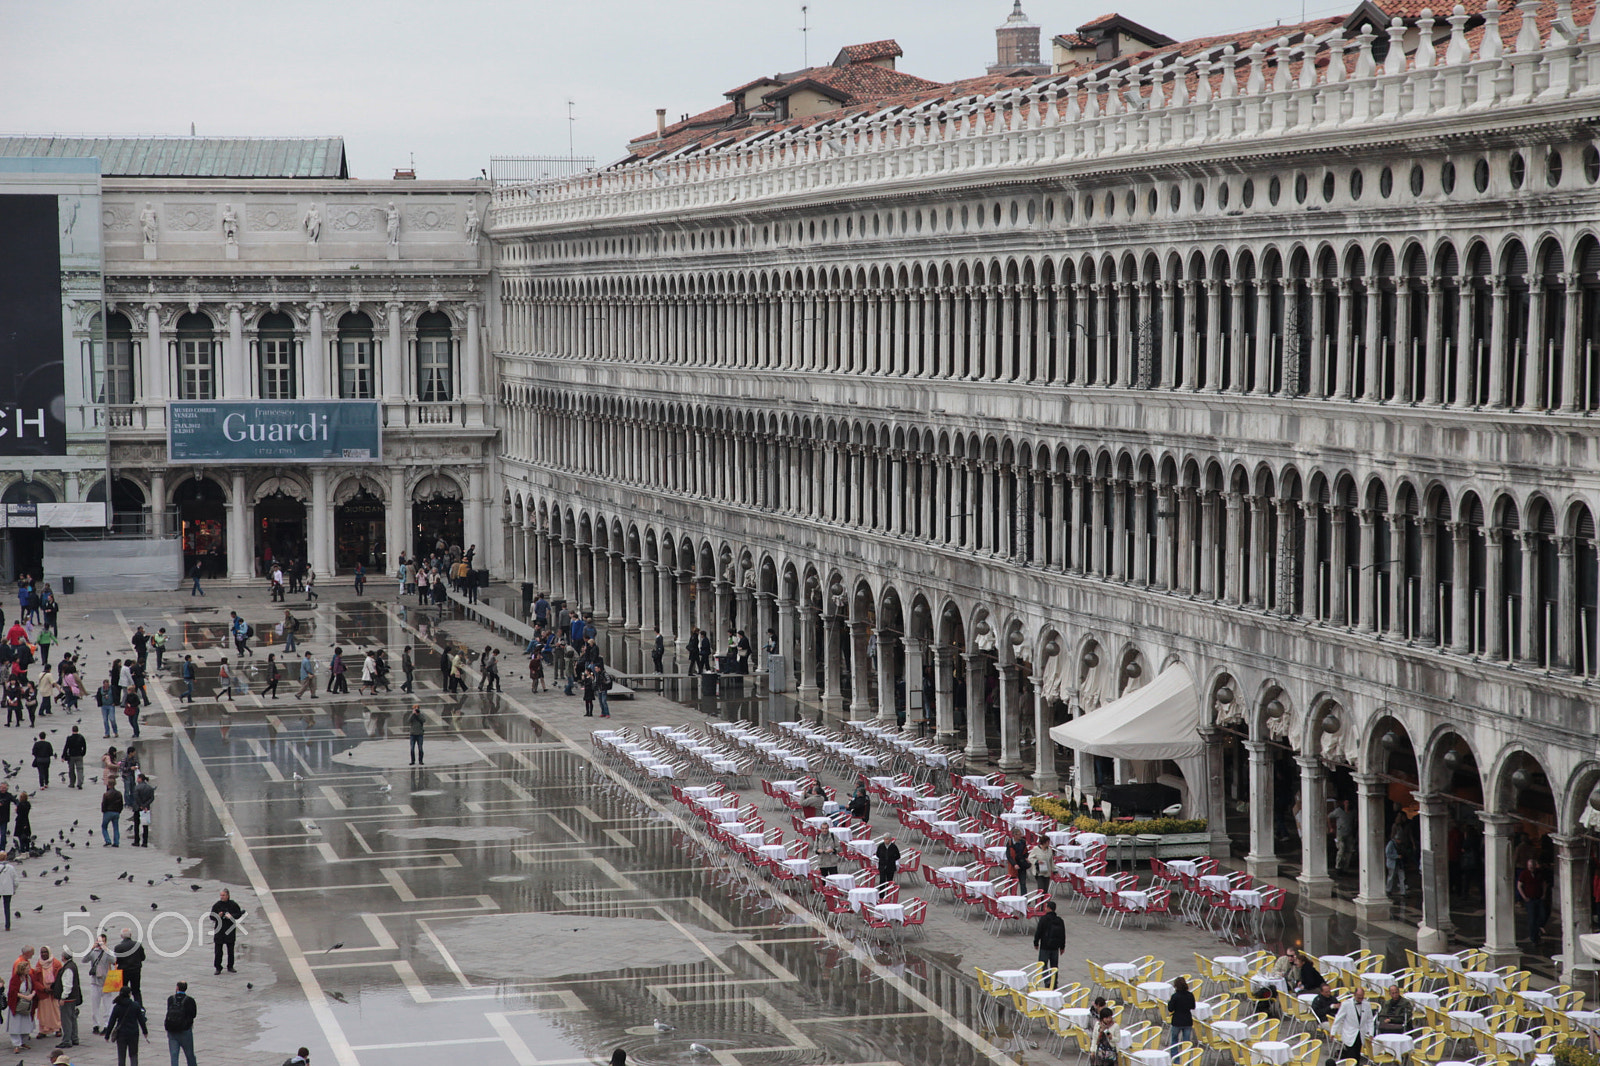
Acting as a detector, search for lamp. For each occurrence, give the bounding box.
[1082,651,1098,668]
[1320,713,1341,735]
[1214,685,1233,705]
[1380,731,1402,752]
[1511,768,1531,792]
[1124,661,1141,678]
[1587,786,1600,812]
[1442,748,1463,771]
[1043,639,1061,658]
[1265,699,1285,719]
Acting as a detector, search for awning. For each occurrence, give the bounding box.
[1048,663,1202,761]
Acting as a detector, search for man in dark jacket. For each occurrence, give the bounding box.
[874,835,902,889]
[55,943,82,1048]
[63,726,87,789]
[113,928,146,1001]
[31,731,53,788]
[105,986,147,1062]
[131,775,155,848]
[210,890,245,974]
[1032,900,1067,987]
[163,981,197,1066]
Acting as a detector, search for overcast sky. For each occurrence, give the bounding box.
[5,0,1332,180]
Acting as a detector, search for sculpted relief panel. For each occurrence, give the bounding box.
[164,204,217,232]
[328,205,379,232]
[246,204,300,231]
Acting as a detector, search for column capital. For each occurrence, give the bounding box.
[1294,753,1326,772]
[1477,810,1517,830]
[1550,832,1588,856]
[1244,739,1271,756]
[1352,771,1386,791]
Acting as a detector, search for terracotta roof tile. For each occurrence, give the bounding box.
[836,40,903,63]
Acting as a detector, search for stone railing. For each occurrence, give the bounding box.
[489,1,1599,231]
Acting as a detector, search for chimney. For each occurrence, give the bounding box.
[656,109,667,137]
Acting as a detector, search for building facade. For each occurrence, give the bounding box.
[489,5,1600,969]
[0,138,492,583]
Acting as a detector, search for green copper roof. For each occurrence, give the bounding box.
[0,136,348,178]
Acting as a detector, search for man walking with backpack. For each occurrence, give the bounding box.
[162,982,196,1066]
[179,657,195,704]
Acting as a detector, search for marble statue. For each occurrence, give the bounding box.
[221,203,239,244]
[302,204,322,242]
[139,203,158,244]
[464,203,481,246]
[385,201,400,245]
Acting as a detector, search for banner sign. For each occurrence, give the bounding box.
[0,194,67,456]
[168,401,381,463]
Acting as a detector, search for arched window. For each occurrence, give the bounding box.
[97,312,136,405]
[175,312,216,400]
[337,311,374,399]
[415,311,454,403]
[256,311,297,400]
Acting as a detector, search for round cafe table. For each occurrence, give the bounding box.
[870,902,905,923]
[1403,991,1441,1010]
[965,880,996,898]
[1211,1021,1249,1042]
[1165,859,1201,877]
[1318,954,1357,973]
[1448,1010,1489,1033]
[991,969,1030,990]
[1493,1032,1535,1057]
[780,858,811,875]
[1464,971,1504,993]
[1131,1052,1170,1066]
[1200,875,1232,893]
[1251,1041,1293,1065]
[847,886,880,909]
[996,894,1030,916]
[938,866,970,883]
[1212,955,1251,976]
[1027,989,1067,1011]
[956,832,988,849]
[1120,891,1152,912]
[1103,962,1141,982]
[1060,1007,1092,1031]
[1360,972,1399,991]
[1138,980,1174,1001]
[1372,1034,1414,1058]
[757,844,788,860]
[824,873,857,891]
[1568,1010,1600,1032]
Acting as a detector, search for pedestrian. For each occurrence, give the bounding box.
[14,790,33,851]
[123,689,142,737]
[209,890,244,974]
[353,561,366,596]
[101,783,123,847]
[304,570,316,602]
[37,669,56,716]
[216,659,233,703]
[282,611,297,653]
[284,1048,310,1066]
[121,745,139,802]
[594,664,611,717]
[483,650,501,693]
[61,723,86,787]
[8,951,36,1051]
[1004,830,1028,886]
[0,852,16,931]
[1166,975,1196,1048]
[103,985,147,1066]
[1519,857,1550,946]
[0,784,11,852]
[294,653,317,699]
[652,628,664,673]
[161,982,196,1066]
[1384,831,1406,897]
[55,942,82,1050]
[450,653,465,693]
[1330,986,1376,1065]
[35,626,54,669]
[846,779,870,822]
[131,774,154,848]
[528,648,545,693]
[190,561,204,597]
[110,929,144,1004]
[357,651,377,696]
[179,657,194,704]
[580,667,596,717]
[438,648,451,691]
[407,704,425,766]
[109,659,123,711]
[151,629,166,673]
[327,649,346,694]
[82,934,114,1034]
[32,945,62,1041]
[400,647,414,694]
[873,834,901,888]
[1028,837,1056,895]
[31,730,54,788]
[1032,899,1066,987]
[263,654,280,699]
[1330,798,1355,873]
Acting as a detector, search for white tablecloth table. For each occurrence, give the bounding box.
[682,785,712,799]
[871,902,905,923]
[1212,1021,1249,1041]
[1372,1034,1414,1057]
[1252,1041,1293,1065]
[1448,1010,1489,1032]
[932,820,964,835]
[996,894,1030,916]
[1494,1032,1535,1056]
[847,886,881,908]
[1131,1052,1170,1066]
[1568,1010,1600,1032]
[781,858,811,875]
[1193,1001,1216,1021]
[1519,989,1557,1010]
[1200,875,1233,893]
[1427,953,1469,973]
[1058,844,1089,862]
[1213,955,1251,976]
[1230,889,1264,909]
[825,873,857,891]
[1060,1007,1092,1030]
[938,866,970,883]
[1120,890,1151,911]
[845,838,876,858]
[1360,972,1399,991]
[1464,971,1504,993]
[956,832,988,849]
[719,821,748,835]
[1138,980,1174,1001]
[1103,962,1141,982]
[991,969,1030,990]
[1027,989,1067,1011]
[1048,831,1077,847]
[1077,833,1107,847]
[739,833,766,846]
[912,795,944,809]
[975,784,1005,800]
[757,844,788,860]
[1319,954,1357,973]
[805,816,832,830]
[1166,860,1201,877]
[1403,991,1441,1010]
[1087,876,1121,893]
[1250,974,1287,992]
[985,846,1011,864]
[965,880,996,898]
[829,826,857,841]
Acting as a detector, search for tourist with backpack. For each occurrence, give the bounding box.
[162,982,196,1066]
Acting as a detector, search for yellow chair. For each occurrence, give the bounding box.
[1060,984,1091,1010]
[1286,1035,1323,1066]
[1171,1043,1205,1066]
[1351,949,1386,973]
[1555,988,1586,1012]
[1410,1029,1448,1065]
[1247,1016,1282,1043]
[1199,994,1239,1023]
[1125,1022,1162,1052]
[1089,960,1114,993]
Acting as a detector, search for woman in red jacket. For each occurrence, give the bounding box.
[7,952,35,1050]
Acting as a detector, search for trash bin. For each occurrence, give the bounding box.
[699,671,719,698]
[62,576,75,595]
[766,653,788,693]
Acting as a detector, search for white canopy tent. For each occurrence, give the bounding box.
[1049,663,1205,816]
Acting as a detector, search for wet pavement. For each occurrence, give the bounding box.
[23,585,1493,1066]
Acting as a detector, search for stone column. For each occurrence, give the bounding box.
[623,558,642,633]
[1450,522,1472,653]
[934,645,956,743]
[876,634,898,727]
[1197,727,1232,854]
[1520,531,1539,664]
[996,663,1022,771]
[1221,492,1240,603]
[463,301,484,426]
[821,614,843,715]
[675,572,693,653]
[714,580,732,637]
[309,468,330,577]
[1033,688,1059,792]
[848,621,873,721]
[387,469,406,573]
[224,303,246,400]
[903,637,926,730]
[654,566,673,641]
[1297,755,1334,898]
[796,605,818,700]
[383,300,404,404]
[148,472,165,536]
[1244,740,1279,877]
[466,469,485,573]
[1480,812,1520,967]
[1335,278,1355,399]
[1353,772,1391,918]
[1200,491,1219,600]
[1132,482,1149,585]
[964,652,988,760]
[1558,535,1576,670]
[1554,833,1592,981]
[228,471,251,580]
[1416,793,1454,952]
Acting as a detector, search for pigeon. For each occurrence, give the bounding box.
[293,772,304,783]
[246,983,253,990]
[689,1044,712,1057]
[151,903,158,910]
[31,905,42,912]
[147,880,153,886]
[328,991,347,1003]
[88,894,99,902]
[654,1019,675,1033]
[78,906,87,913]
[191,885,201,892]
[323,943,343,953]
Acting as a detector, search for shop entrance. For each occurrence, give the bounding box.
[177,476,228,578]
[335,490,385,573]
[256,492,307,576]
[1,481,52,580]
[413,496,463,560]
